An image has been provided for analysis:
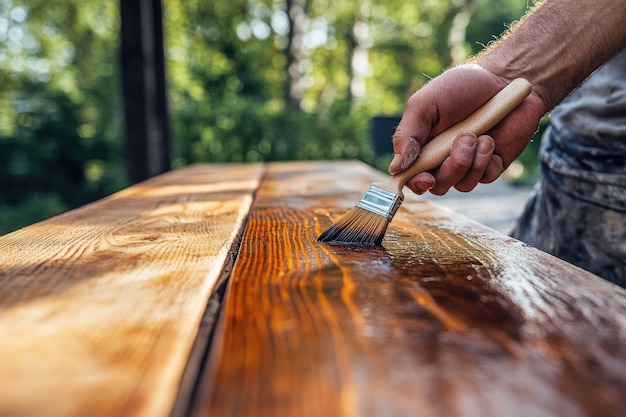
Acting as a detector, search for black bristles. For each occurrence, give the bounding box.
[317,207,390,246]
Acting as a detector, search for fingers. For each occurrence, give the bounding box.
[425,132,475,195]
[431,132,475,194]
[405,172,436,195]
[388,64,546,196]
[406,131,502,196]
[481,154,504,184]
[389,65,504,176]
[454,135,496,191]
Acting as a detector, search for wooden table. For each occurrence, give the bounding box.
[1,161,625,417]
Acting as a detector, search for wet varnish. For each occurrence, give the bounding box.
[0,161,624,417]
[192,161,626,417]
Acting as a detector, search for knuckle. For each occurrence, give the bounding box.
[391,130,404,146]
[455,156,474,169]
[406,92,422,109]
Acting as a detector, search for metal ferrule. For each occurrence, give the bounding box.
[356,186,403,220]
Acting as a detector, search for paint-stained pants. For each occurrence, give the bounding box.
[511,129,626,288]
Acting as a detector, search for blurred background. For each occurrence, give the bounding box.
[0,0,546,235]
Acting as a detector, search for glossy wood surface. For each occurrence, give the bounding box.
[1,161,624,417]
[193,161,626,417]
[0,164,264,417]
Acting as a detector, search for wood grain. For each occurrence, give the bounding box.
[0,164,264,417]
[192,161,626,417]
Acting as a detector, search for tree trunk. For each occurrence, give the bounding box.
[448,0,476,66]
[284,0,310,110]
[348,1,370,103]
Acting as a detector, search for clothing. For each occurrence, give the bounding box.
[511,48,626,287]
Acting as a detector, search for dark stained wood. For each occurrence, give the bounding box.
[0,164,264,417]
[192,161,626,417]
[1,161,624,417]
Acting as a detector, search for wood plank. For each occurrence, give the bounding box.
[192,160,626,417]
[0,164,264,417]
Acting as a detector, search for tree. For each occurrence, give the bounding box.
[0,0,125,233]
[1,0,532,234]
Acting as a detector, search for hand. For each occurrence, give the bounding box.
[389,64,546,195]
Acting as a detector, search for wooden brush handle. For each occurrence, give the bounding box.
[390,78,532,191]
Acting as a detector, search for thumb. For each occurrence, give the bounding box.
[388,83,438,175]
[389,136,420,175]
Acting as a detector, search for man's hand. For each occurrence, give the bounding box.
[389,64,545,196]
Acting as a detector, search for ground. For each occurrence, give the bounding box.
[421,178,534,235]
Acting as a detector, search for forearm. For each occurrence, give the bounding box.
[474,0,626,112]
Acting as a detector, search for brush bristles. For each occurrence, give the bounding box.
[317,207,390,246]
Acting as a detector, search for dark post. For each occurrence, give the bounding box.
[370,116,401,156]
[120,0,171,183]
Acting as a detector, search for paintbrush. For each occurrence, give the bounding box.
[318,78,532,246]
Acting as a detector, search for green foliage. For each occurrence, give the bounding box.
[0,0,126,234]
[1,0,533,235]
[466,0,529,56]
[0,192,65,235]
